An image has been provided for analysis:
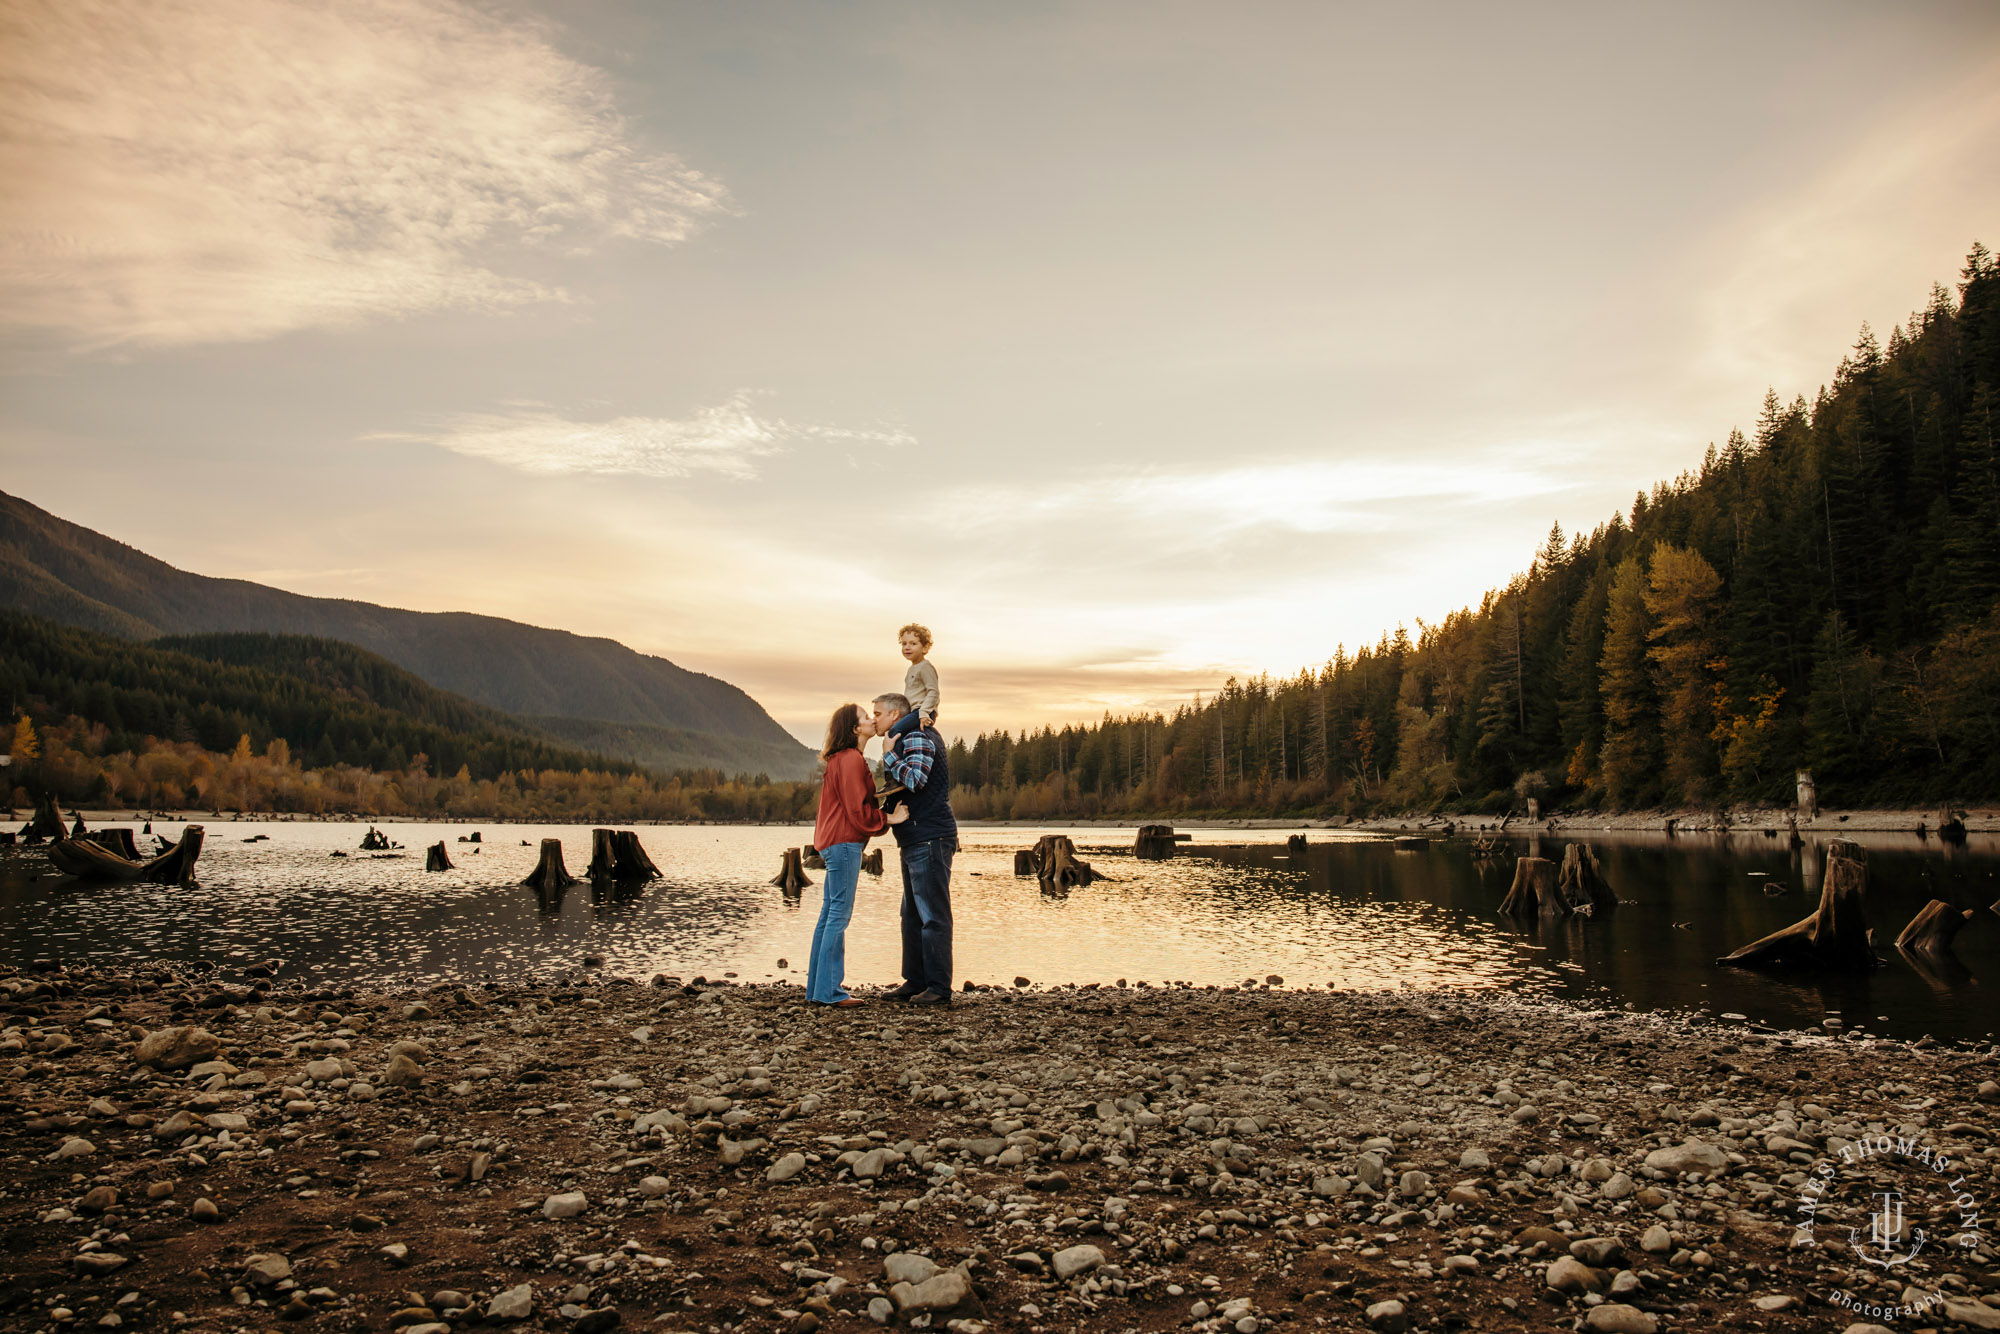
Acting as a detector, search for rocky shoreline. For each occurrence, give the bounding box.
[4,965,1999,1334]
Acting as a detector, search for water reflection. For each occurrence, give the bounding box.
[0,821,1992,1041]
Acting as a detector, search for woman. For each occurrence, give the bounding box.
[807,702,907,1005]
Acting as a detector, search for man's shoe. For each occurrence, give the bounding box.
[881,985,923,1002]
[909,990,952,1007]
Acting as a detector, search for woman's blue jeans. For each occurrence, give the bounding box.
[806,841,863,1003]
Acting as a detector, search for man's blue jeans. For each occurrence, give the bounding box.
[806,841,862,1003]
[898,836,954,995]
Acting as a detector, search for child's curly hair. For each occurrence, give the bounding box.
[898,623,933,650]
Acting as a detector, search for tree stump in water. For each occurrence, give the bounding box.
[803,845,827,871]
[82,828,141,860]
[1499,856,1559,916]
[1013,850,1037,876]
[23,792,65,843]
[1286,833,1309,856]
[520,838,579,893]
[609,831,662,880]
[1028,834,1098,890]
[1133,824,1177,860]
[1556,843,1617,914]
[360,826,391,851]
[142,826,204,888]
[1938,809,1968,843]
[426,841,454,872]
[771,847,812,893]
[862,848,884,876]
[1895,900,1975,955]
[1719,839,1875,971]
[70,812,88,836]
[587,829,618,879]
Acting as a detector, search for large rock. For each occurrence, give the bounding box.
[131,1026,222,1071]
[487,1283,534,1321]
[765,1153,806,1183]
[883,1253,938,1286]
[1052,1244,1105,1280]
[1364,1299,1407,1332]
[242,1254,292,1288]
[73,1251,128,1275]
[382,1054,423,1087]
[890,1270,969,1312]
[1943,1300,2000,1331]
[1545,1256,1603,1294]
[1585,1307,1657,1334]
[542,1192,587,1219]
[1643,1140,1729,1174]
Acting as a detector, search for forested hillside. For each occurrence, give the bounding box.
[948,244,2000,818]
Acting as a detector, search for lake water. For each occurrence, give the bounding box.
[2,821,1995,1042]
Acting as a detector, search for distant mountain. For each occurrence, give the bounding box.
[0,489,815,778]
[1,611,619,780]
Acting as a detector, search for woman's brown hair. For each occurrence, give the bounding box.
[821,702,863,762]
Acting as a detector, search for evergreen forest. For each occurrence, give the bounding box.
[944,245,2000,820]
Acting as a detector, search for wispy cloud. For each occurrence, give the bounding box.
[0,0,728,350]
[378,393,915,480]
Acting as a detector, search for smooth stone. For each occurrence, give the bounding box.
[866,1297,894,1325]
[1585,1306,1658,1334]
[242,1254,293,1287]
[1546,1256,1603,1294]
[542,1191,588,1219]
[1601,1172,1636,1200]
[1569,1237,1621,1266]
[1397,1170,1431,1196]
[890,1270,969,1312]
[73,1252,128,1275]
[79,1187,118,1213]
[1364,1299,1407,1332]
[190,1197,220,1222]
[383,1054,423,1087]
[1944,1300,2000,1330]
[1458,1147,1491,1170]
[1643,1140,1728,1174]
[884,1253,938,1286]
[765,1153,806,1183]
[132,1026,222,1070]
[487,1283,535,1321]
[50,1137,95,1160]
[1640,1225,1672,1254]
[1051,1244,1105,1280]
[1752,1295,1797,1312]
[635,1177,671,1197]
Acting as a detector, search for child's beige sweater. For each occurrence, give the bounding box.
[904,659,940,721]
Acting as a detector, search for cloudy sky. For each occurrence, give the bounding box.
[4,0,1998,744]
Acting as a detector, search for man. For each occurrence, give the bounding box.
[870,691,956,1005]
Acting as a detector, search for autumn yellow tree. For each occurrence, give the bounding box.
[1643,544,1725,802]
[9,713,38,768]
[1597,558,1659,807]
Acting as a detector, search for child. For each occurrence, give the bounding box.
[878,623,940,812]
[899,623,940,727]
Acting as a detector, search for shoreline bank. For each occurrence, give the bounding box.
[4,965,1997,1333]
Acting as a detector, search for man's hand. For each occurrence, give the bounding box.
[885,806,911,825]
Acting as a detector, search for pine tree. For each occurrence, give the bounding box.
[1597,558,1659,807]
[1643,544,1726,802]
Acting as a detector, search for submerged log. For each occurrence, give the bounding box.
[803,845,827,871]
[425,841,454,872]
[770,847,812,893]
[1719,839,1875,971]
[49,824,204,886]
[1028,834,1099,890]
[1133,824,1178,860]
[862,848,884,876]
[1895,899,1975,955]
[1499,856,1558,916]
[81,828,141,860]
[520,838,579,893]
[1556,842,1617,914]
[1392,836,1426,852]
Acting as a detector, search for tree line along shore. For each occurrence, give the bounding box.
[5,247,1999,826]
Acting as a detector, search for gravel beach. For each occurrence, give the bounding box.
[4,964,1999,1334]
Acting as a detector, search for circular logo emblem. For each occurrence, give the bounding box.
[1794,1135,1987,1322]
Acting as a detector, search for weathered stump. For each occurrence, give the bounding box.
[1719,839,1875,971]
[70,812,88,836]
[1013,850,1037,876]
[1286,833,1309,856]
[142,826,204,888]
[587,828,618,879]
[360,826,391,851]
[520,838,579,893]
[1938,809,1968,843]
[803,845,827,871]
[609,830,662,880]
[1499,856,1559,916]
[1028,834,1098,890]
[1895,899,1975,955]
[24,792,65,842]
[425,841,454,872]
[771,847,812,893]
[862,848,884,876]
[82,828,141,860]
[1556,843,1617,914]
[1133,824,1178,860]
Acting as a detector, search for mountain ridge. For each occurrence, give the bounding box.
[0,489,815,778]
